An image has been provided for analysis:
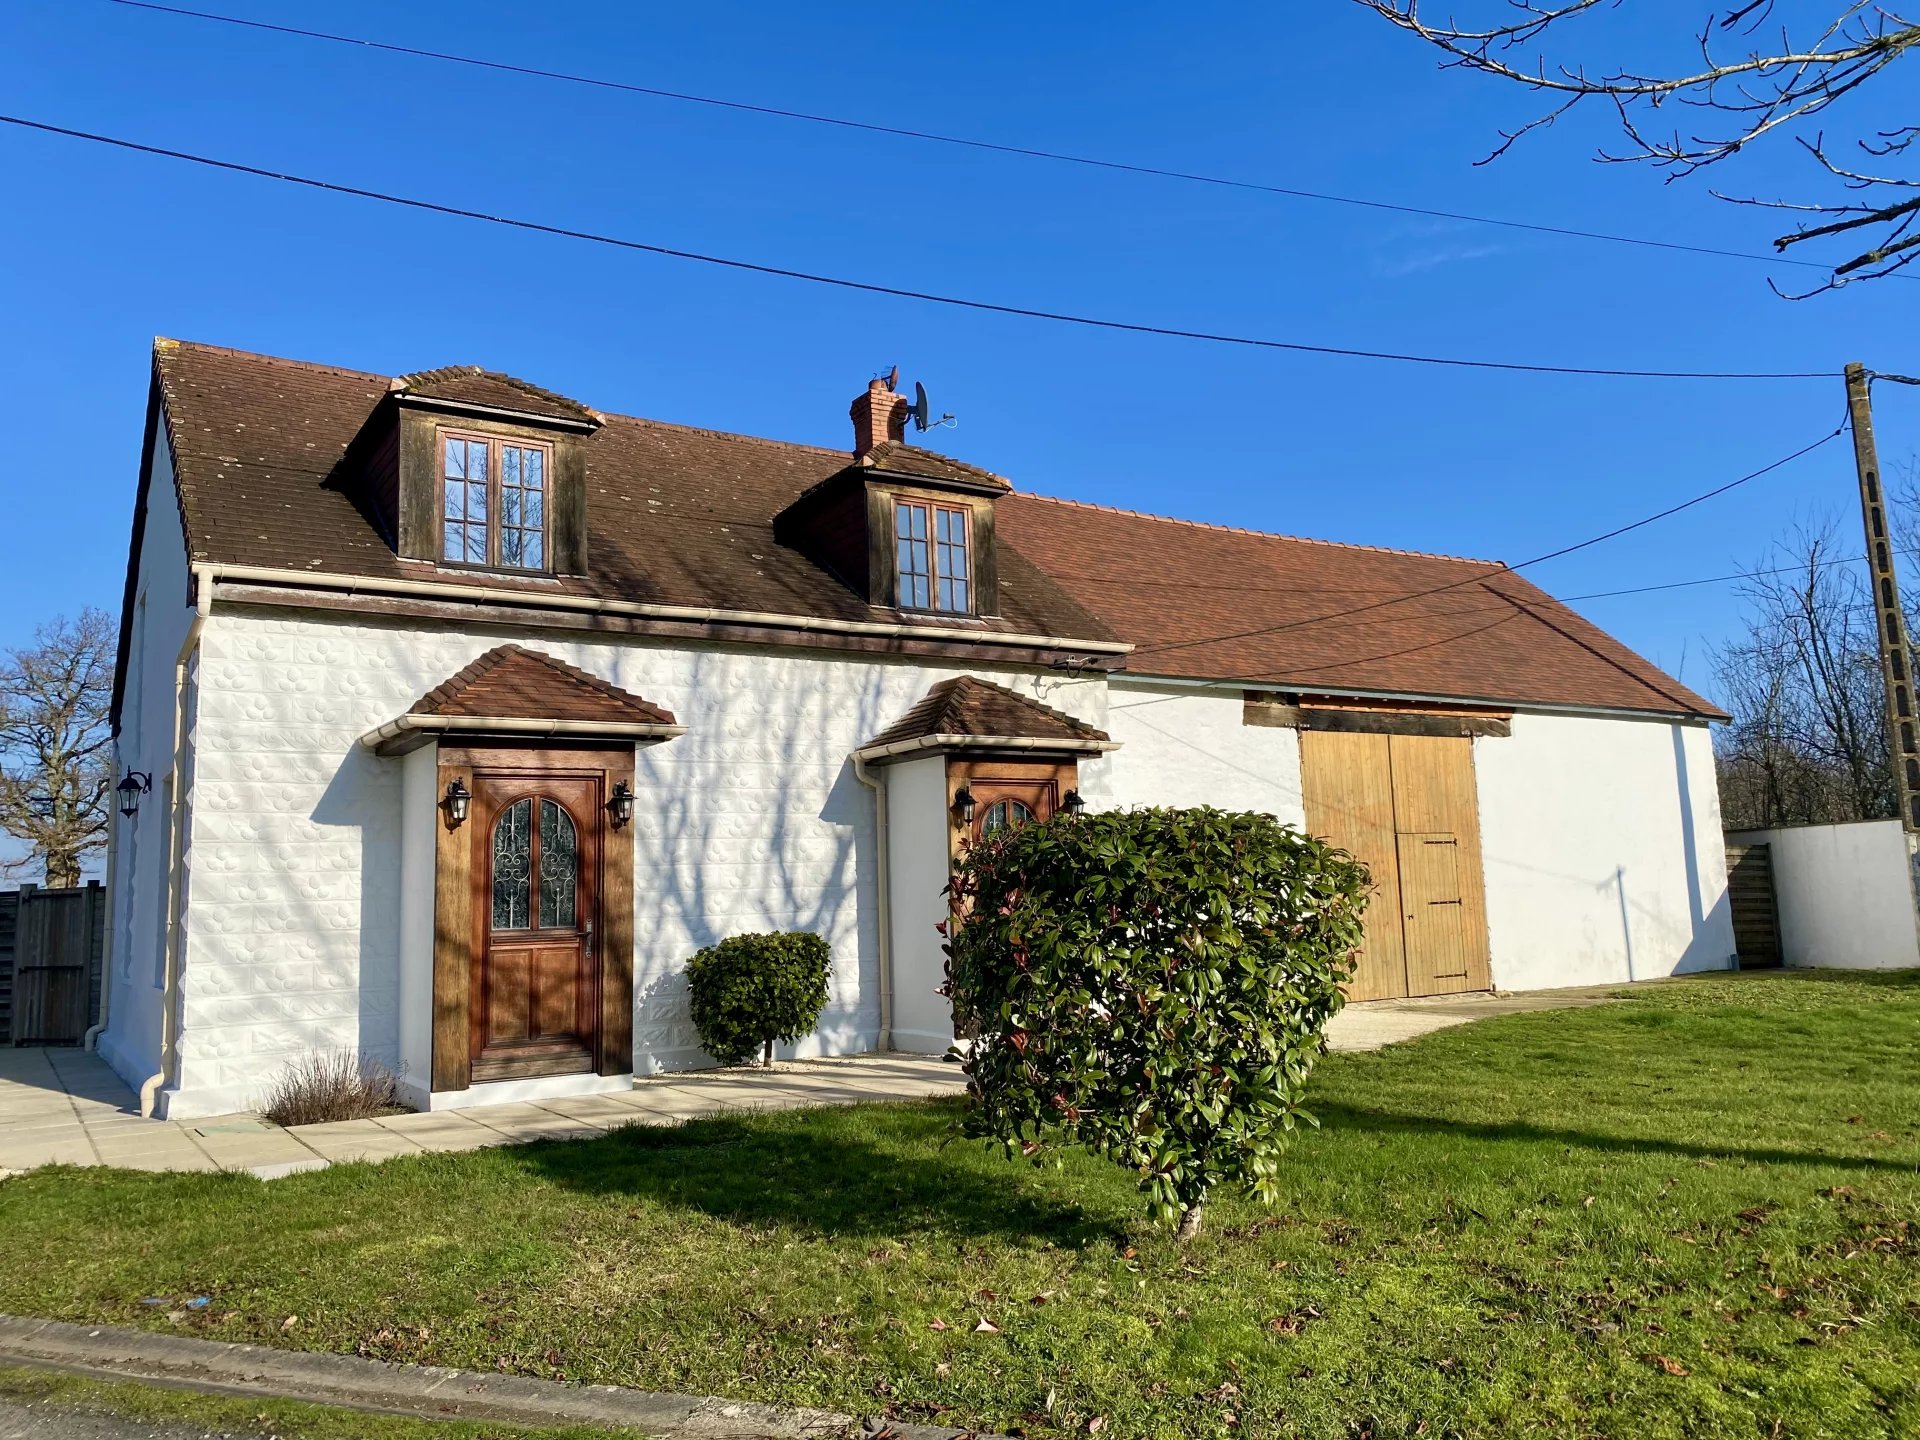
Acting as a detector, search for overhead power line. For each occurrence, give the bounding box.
[0,113,1832,383]
[99,0,1866,278]
[1560,547,1918,603]
[1125,423,1847,660]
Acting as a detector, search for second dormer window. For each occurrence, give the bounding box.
[895,499,970,613]
[442,431,549,571]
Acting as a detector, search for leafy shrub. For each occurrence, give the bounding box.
[946,807,1370,1239]
[686,931,833,1067]
[259,1050,401,1127]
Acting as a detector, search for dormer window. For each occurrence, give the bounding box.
[441,430,549,570]
[895,499,970,613]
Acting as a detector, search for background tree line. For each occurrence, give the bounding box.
[1712,461,1920,829]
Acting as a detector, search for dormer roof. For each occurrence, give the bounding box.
[858,442,1012,493]
[391,365,599,428]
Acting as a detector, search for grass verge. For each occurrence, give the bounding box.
[1,970,1915,1439]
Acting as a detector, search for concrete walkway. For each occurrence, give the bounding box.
[1322,985,1617,1051]
[0,983,1625,1179]
[0,1048,965,1179]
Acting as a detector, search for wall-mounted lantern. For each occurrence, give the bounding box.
[441,777,472,830]
[1061,789,1086,816]
[116,770,153,821]
[607,780,636,830]
[951,784,976,829]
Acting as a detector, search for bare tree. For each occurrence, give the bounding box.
[1355,1,1920,292]
[1714,523,1894,825]
[0,610,117,888]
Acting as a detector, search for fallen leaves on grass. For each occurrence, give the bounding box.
[1647,1354,1691,1377]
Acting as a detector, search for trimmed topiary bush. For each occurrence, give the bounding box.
[686,931,833,1067]
[946,806,1370,1240]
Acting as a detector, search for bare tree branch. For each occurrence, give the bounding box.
[1355,1,1919,291]
[0,609,118,887]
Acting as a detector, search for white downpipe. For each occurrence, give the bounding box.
[138,566,211,1118]
[84,747,126,1051]
[851,752,893,1052]
[83,804,119,1052]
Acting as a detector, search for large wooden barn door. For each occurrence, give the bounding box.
[1301,732,1409,1001]
[1301,731,1492,999]
[1386,736,1492,996]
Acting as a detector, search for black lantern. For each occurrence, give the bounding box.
[607,780,636,829]
[441,777,472,829]
[951,784,977,828]
[1061,788,1086,815]
[116,770,152,820]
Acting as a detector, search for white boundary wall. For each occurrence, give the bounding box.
[1725,819,1920,970]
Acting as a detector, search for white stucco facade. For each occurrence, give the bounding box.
[1725,819,1920,970]
[99,591,1737,1115]
[97,438,197,1099]
[1476,712,1736,988]
[105,607,1109,1116]
[884,755,957,1054]
[1103,683,1306,824]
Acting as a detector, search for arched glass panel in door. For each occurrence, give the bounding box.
[539,799,578,928]
[492,799,532,929]
[981,798,1034,837]
[490,796,580,931]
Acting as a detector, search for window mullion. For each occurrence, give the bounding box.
[488,438,502,568]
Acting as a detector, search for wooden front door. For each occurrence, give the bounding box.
[949,758,1071,854]
[470,773,602,1082]
[973,777,1057,842]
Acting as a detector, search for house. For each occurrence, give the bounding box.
[99,339,1736,1118]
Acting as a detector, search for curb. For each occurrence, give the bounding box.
[0,1315,989,1440]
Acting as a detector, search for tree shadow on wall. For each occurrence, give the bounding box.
[508,1102,1119,1245]
[625,652,920,1059]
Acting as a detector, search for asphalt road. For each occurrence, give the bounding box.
[0,1397,246,1439]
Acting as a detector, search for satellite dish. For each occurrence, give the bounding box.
[910,382,931,432]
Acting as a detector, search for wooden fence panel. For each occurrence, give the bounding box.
[0,890,16,1044]
[4,883,106,1045]
[1725,844,1782,969]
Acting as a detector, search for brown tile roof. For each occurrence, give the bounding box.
[860,442,1012,492]
[863,676,1112,752]
[411,644,676,725]
[149,339,1721,720]
[997,495,1725,719]
[152,340,1110,644]
[393,365,596,424]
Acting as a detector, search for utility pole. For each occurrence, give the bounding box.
[1844,361,1920,833]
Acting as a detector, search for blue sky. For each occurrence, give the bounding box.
[1,0,1914,700]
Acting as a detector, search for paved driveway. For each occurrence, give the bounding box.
[0,983,1625,1179]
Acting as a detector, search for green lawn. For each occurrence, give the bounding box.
[0,1364,647,1439]
[2,971,1916,1440]
[0,1367,645,1440]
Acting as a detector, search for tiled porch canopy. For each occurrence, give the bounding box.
[854,675,1118,764]
[360,644,686,756]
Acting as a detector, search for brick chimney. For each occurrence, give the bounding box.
[850,377,908,458]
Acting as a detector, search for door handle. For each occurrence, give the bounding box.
[583,920,594,961]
